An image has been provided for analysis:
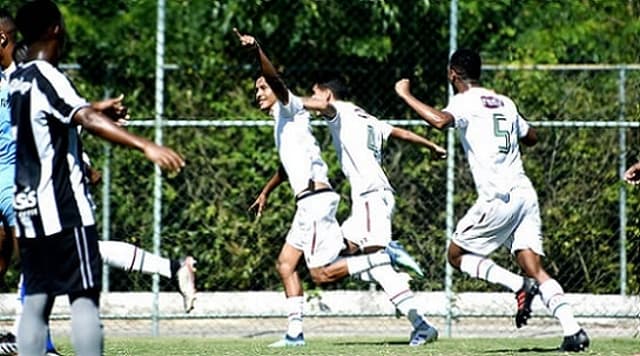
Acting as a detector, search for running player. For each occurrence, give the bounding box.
[308,76,445,345]
[10,2,184,355]
[394,48,589,352]
[235,30,423,347]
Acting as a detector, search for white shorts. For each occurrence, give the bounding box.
[341,189,395,248]
[286,191,344,268]
[452,186,544,256]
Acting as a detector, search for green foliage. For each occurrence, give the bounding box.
[2,0,637,295]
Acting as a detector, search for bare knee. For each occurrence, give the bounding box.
[275,259,296,278]
[447,242,465,269]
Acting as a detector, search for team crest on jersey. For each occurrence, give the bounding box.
[480,96,503,108]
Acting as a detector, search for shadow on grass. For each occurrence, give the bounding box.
[332,340,409,346]
[483,346,559,353]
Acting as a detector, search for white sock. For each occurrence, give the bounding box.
[459,254,524,292]
[346,252,391,275]
[98,241,172,278]
[369,265,432,328]
[539,279,581,336]
[285,296,304,337]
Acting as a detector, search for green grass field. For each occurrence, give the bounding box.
[50,337,639,355]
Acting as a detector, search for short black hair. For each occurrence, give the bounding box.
[315,75,350,101]
[449,49,482,81]
[15,0,62,45]
[0,9,16,42]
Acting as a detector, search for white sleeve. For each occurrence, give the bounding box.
[443,95,468,128]
[375,120,394,141]
[516,112,530,138]
[281,91,305,117]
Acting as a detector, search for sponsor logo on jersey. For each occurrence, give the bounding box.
[481,96,504,109]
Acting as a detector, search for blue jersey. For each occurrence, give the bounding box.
[0,62,16,167]
[0,63,16,227]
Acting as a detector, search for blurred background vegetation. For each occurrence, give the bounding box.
[1,0,639,295]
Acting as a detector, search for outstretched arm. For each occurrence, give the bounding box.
[250,165,287,218]
[301,97,337,118]
[390,127,447,159]
[73,108,185,172]
[234,28,289,104]
[395,79,454,130]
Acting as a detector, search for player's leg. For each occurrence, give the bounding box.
[98,240,196,312]
[449,198,526,292]
[515,249,588,351]
[511,189,588,351]
[0,168,16,277]
[17,293,54,356]
[12,275,60,355]
[68,288,102,356]
[449,242,525,292]
[99,240,176,278]
[269,243,305,347]
[343,191,438,346]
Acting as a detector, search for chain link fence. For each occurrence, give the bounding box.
[1,0,639,342]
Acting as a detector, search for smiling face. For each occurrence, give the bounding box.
[255,76,277,112]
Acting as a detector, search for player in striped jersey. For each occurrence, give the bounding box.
[395,49,589,352]
[236,30,424,347]
[309,77,445,345]
[10,2,184,355]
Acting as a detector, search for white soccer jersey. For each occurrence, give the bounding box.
[443,87,533,200]
[271,92,329,195]
[9,60,93,238]
[326,101,393,198]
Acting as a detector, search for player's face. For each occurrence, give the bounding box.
[311,84,331,102]
[447,67,459,94]
[255,77,276,112]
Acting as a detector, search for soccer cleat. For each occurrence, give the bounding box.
[515,278,538,328]
[409,322,438,346]
[385,241,424,277]
[0,332,17,356]
[268,333,305,347]
[177,256,197,313]
[559,329,590,352]
[46,349,63,356]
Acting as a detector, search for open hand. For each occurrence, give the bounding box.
[249,193,268,219]
[93,94,129,124]
[143,143,185,173]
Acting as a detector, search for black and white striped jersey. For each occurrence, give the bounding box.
[9,60,94,238]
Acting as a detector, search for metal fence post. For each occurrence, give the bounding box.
[444,0,458,338]
[101,88,112,294]
[152,0,166,337]
[618,67,627,296]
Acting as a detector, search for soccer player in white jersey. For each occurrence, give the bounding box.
[10,2,184,355]
[394,48,589,352]
[235,29,420,347]
[309,77,446,345]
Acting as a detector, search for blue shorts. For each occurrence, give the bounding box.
[0,166,14,227]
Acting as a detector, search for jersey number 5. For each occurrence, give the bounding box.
[493,113,511,154]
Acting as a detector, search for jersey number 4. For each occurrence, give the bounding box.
[493,113,511,154]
